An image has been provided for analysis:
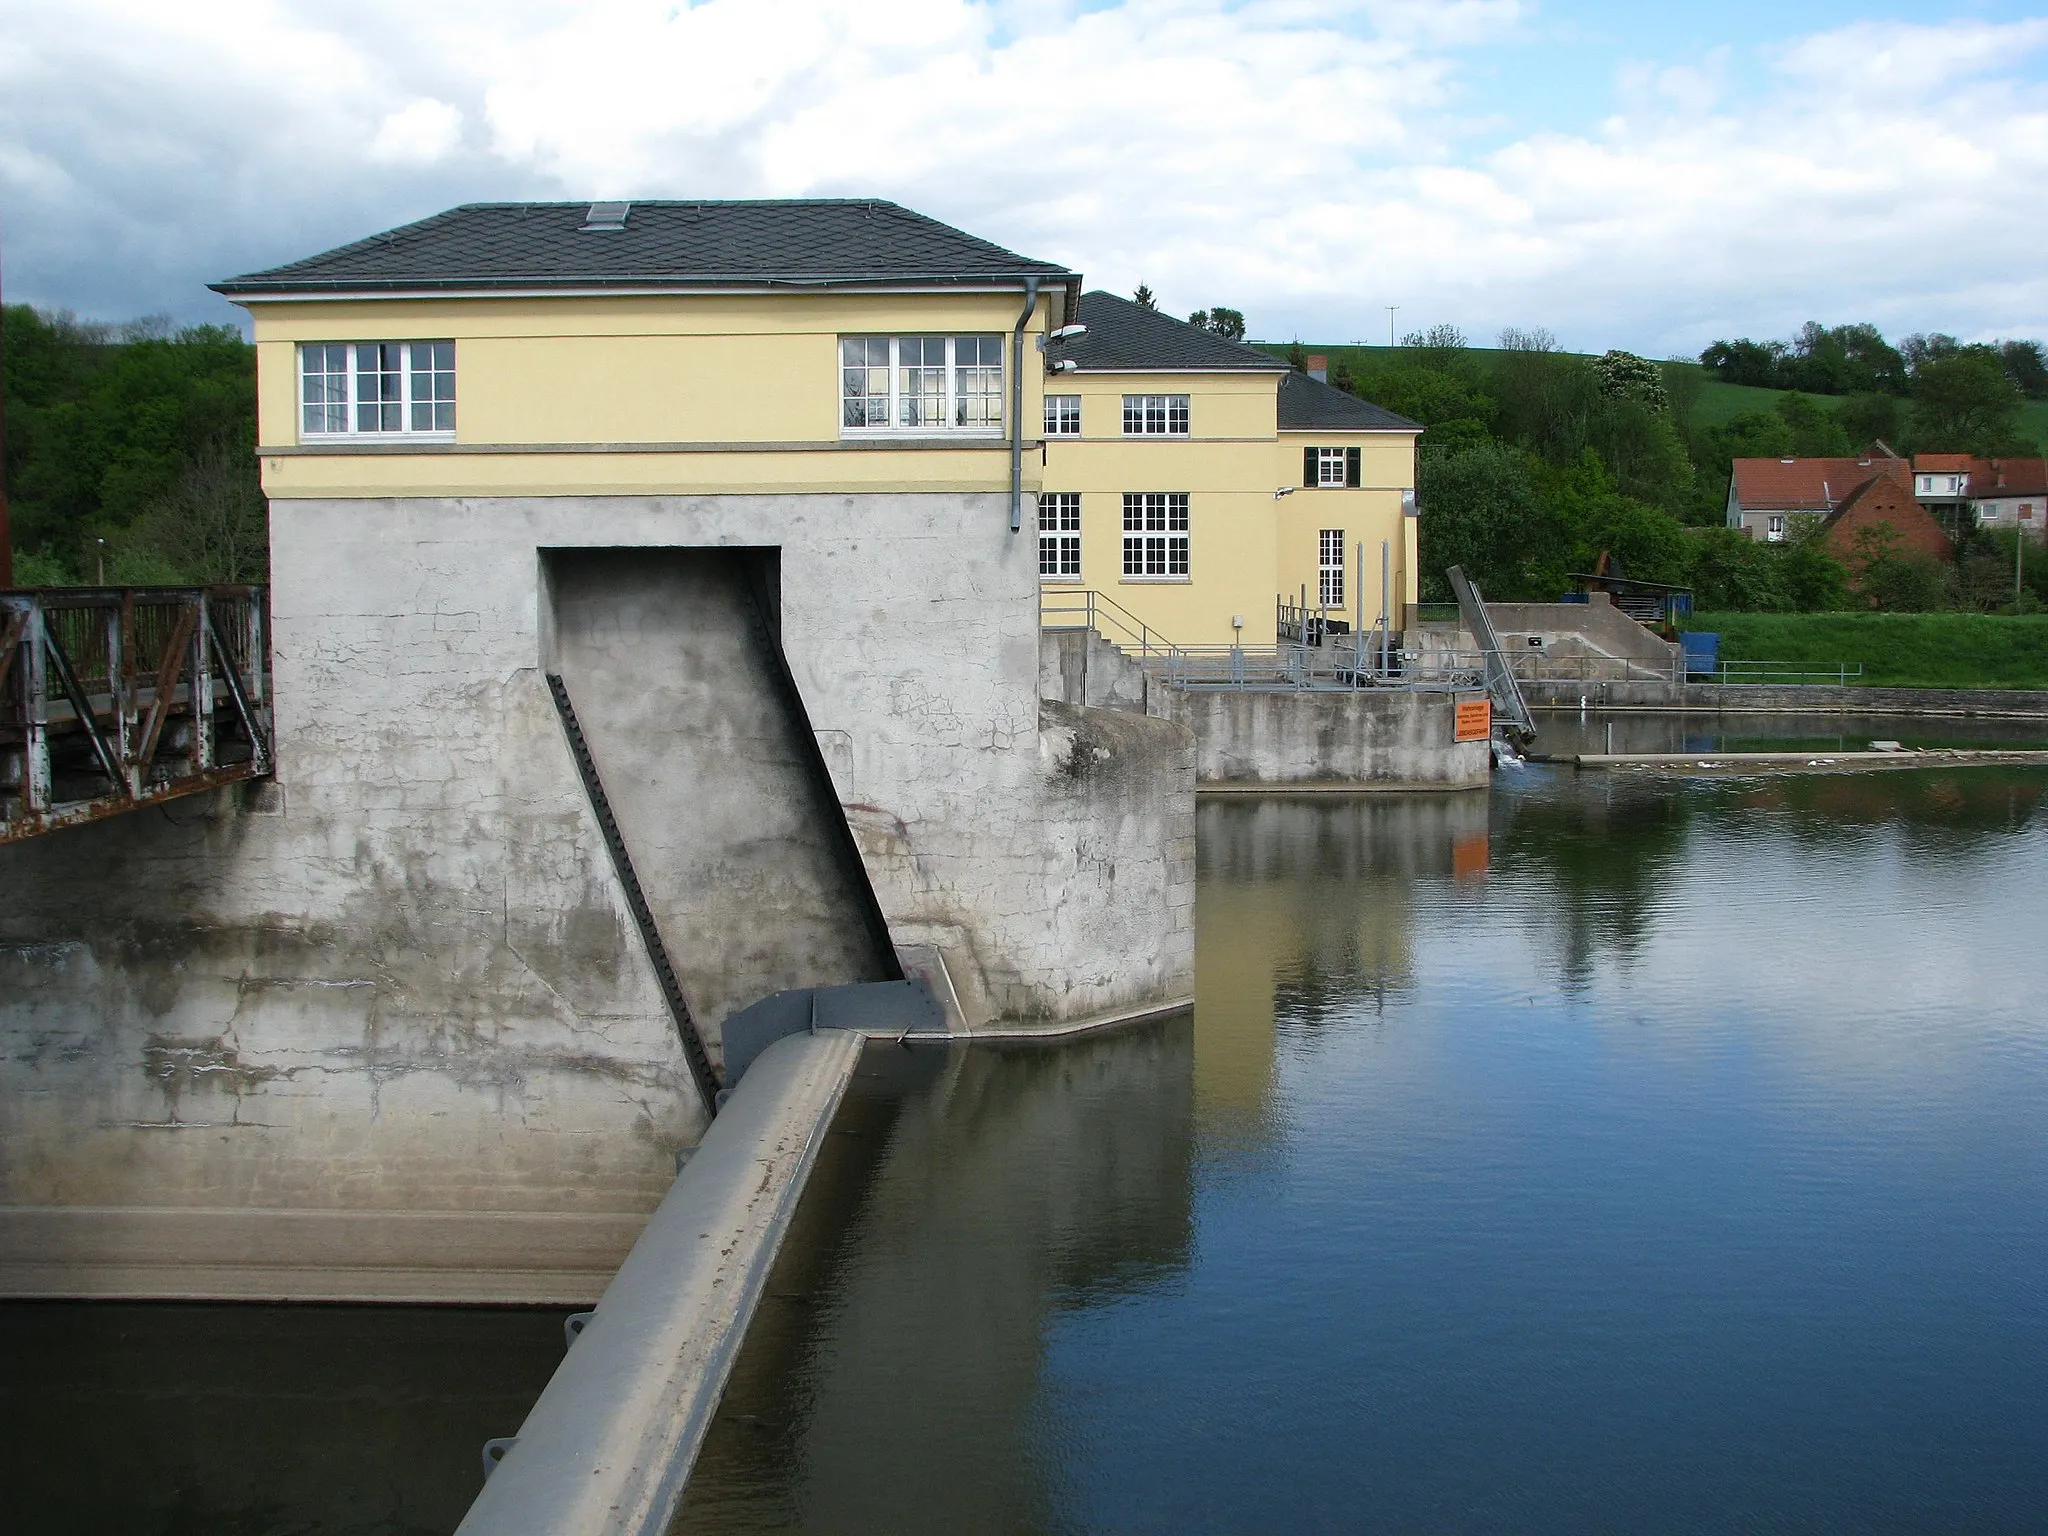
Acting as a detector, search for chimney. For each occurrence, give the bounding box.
[1306,354,1328,383]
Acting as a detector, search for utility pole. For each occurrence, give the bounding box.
[0,225,12,588]
[1386,305,1400,349]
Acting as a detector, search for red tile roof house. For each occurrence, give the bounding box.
[1725,442,1909,543]
[1821,473,1954,577]
[1921,455,2048,540]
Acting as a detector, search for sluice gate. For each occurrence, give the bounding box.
[0,586,272,844]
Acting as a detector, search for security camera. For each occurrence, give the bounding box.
[1050,359,1079,373]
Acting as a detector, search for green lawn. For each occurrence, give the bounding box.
[1682,611,2048,690]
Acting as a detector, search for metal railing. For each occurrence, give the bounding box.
[1039,587,1190,667]
[0,586,272,843]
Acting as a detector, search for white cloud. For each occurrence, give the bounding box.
[372,99,464,165]
[1,2,2046,354]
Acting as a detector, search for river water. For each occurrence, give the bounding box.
[679,765,2048,1534]
[5,761,2046,1533]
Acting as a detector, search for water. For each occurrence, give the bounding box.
[680,767,2048,1534]
[0,1302,569,1534]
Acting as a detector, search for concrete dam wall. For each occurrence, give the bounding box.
[0,493,1195,1303]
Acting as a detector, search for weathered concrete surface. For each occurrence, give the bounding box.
[1525,678,2048,716]
[1161,687,1489,791]
[548,550,891,1060]
[1038,627,1165,716]
[0,492,1196,1300]
[457,1026,864,1536]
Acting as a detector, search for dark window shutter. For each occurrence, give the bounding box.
[1346,446,1361,487]
[1304,447,1318,487]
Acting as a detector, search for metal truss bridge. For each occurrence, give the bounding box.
[0,586,272,845]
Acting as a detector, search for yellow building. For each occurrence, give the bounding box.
[1038,293,1420,648]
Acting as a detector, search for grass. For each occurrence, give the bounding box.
[1681,611,2048,690]
[1275,344,2048,450]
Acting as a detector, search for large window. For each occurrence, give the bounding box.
[841,336,1004,433]
[1040,493,1081,578]
[1122,493,1189,578]
[1045,394,1081,436]
[1320,529,1346,607]
[300,342,455,437]
[1303,445,1361,487]
[1122,394,1189,436]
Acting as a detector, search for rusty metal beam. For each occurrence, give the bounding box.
[0,761,267,846]
[131,604,197,777]
[39,616,131,797]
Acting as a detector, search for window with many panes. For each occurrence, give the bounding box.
[1122,493,1189,578]
[299,342,456,437]
[1040,493,1081,578]
[1045,394,1081,436]
[1303,445,1360,487]
[1122,394,1189,435]
[1320,529,1346,607]
[840,336,1004,433]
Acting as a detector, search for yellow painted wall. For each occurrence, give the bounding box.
[242,289,1052,499]
[1037,361,1417,647]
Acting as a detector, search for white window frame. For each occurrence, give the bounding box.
[1766,514,1786,541]
[298,341,456,440]
[1039,492,1082,580]
[1122,492,1190,580]
[1316,449,1349,488]
[1319,529,1346,607]
[840,335,1005,437]
[1045,394,1082,436]
[1122,394,1190,436]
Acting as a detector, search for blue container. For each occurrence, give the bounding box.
[1681,631,1719,678]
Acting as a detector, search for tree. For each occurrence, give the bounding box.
[1848,523,1952,611]
[1187,307,1246,341]
[1910,349,2026,454]
[1687,527,1792,611]
[1781,322,1906,396]
[1286,340,1308,373]
[1837,392,1903,450]
[132,431,268,583]
[1660,361,1705,443]
[1699,337,1787,388]
[1415,441,1547,600]
[1781,521,1849,611]
[1,305,256,580]
[1999,339,2048,399]
[1774,392,1851,457]
[1132,284,1156,310]
[1593,350,1668,414]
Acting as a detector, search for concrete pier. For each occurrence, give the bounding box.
[458,1026,865,1536]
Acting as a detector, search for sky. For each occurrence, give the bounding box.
[3,0,2047,356]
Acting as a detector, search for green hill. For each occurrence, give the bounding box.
[1266,342,2048,452]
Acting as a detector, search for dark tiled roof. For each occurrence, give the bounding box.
[1048,291,1287,372]
[214,200,1076,295]
[1276,371,1421,433]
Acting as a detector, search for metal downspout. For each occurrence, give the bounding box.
[1011,276,1041,533]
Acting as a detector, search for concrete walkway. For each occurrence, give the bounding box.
[457,1027,864,1536]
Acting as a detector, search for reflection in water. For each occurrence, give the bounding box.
[1194,796,1485,1153]
[0,1303,569,1535]
[678,1024,1194,1534]
[684,765,2048,1535]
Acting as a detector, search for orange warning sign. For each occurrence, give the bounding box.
[1454,698,1492,742]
